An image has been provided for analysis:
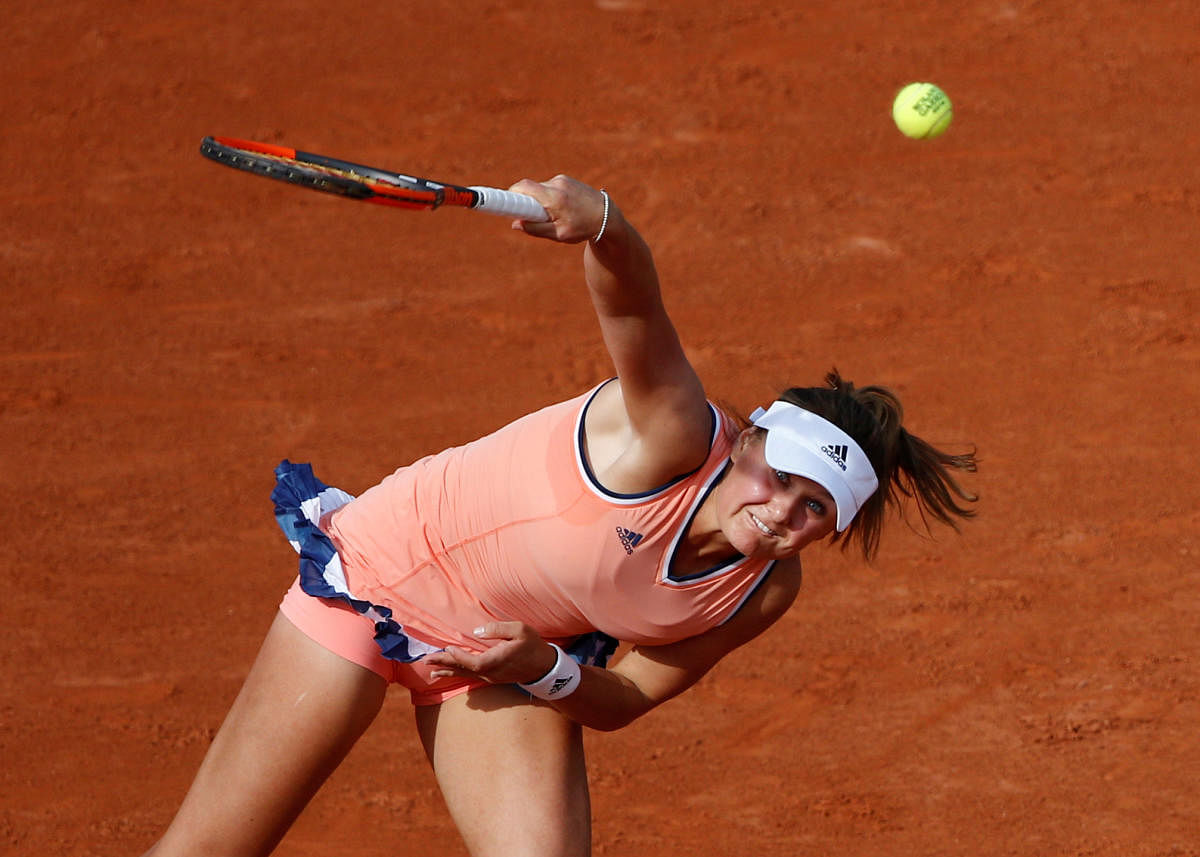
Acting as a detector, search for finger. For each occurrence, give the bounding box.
[516,220,560,240]
[429,666,472,680]
[507,177,548,197]
[505,179,570,227]
[511,218,557,236]
[443,644,478,662]
[472,622,523,640]
[426,646,482,674]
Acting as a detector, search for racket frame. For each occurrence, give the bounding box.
[199,136,546,219]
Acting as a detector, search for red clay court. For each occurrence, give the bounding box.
[2,1,1197,854]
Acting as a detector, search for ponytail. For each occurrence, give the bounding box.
[778,370,977,561]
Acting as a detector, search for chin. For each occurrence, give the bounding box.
[777,537,816,558]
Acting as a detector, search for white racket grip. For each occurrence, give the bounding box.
[468,186,549,221]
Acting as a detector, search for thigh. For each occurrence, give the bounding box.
[146,611,388,857]
[415,686,591,857]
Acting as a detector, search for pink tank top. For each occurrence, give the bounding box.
[324,382,775,650]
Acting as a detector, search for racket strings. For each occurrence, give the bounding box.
[209,143,437,206]
[234,150,391,197]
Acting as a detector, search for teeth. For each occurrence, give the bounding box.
[750,513,777,537]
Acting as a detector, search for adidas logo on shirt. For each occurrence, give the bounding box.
[616,526,644,555]
[821,444,849,471]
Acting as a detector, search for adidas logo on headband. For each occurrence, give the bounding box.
[821,444,849,471]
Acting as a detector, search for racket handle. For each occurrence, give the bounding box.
[468,187,549,221]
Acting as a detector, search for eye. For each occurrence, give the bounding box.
[806,498,828,516]
[773,469,790,485]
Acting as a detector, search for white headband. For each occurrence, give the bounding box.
[749,401,879,532]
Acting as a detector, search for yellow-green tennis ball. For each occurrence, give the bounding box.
[892,82,953,139]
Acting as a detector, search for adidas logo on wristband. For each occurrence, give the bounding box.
[519,643,582,701]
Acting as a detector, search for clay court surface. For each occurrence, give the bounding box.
[3,1,1198,854]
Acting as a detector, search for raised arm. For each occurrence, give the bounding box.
[511,176,713,487]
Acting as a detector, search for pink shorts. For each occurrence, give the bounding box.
[278,576,489,706]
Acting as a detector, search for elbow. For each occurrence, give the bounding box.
[587,712,641,733]
[593,711,640,732]
[578,695,656,733]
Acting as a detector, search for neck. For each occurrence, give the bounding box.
[679,480,738,567]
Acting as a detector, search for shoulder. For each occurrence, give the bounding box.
[723,558,802,641]
[581,378,719,494]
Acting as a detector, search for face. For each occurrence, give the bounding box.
[714,429,839,559]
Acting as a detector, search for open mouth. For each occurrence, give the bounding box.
[749,512,778,537]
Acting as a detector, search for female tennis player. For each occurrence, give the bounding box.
[142,175,976,857]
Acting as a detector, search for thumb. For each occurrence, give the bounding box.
[472,621,522,640]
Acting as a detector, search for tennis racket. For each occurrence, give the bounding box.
[199,136,548,221]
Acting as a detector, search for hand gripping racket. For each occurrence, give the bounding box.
[199,136,548,221]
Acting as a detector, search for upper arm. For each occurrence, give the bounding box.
[584,241,700,422]
[580,229,712,483]
[607,562,803,714]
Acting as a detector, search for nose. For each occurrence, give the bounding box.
[764,493,805,527]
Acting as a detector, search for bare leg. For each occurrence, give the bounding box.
[143,612,388,857]
[415,685,591,857]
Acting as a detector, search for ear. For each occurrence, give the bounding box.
[731,427,758,461]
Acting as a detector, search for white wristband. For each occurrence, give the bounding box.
[518,643,581,700]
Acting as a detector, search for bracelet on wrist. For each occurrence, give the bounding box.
[591,189,610,244]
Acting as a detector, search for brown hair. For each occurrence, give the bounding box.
[767,370,977,561]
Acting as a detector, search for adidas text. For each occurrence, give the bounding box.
[821,444,848,471]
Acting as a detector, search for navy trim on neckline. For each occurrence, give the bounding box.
[664,460,744,582]
[577,379,718,501]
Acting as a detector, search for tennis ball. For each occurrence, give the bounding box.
[892,82,953,139]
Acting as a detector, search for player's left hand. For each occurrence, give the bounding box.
[426,621,558,685]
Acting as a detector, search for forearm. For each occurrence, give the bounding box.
[581,200,702,412]
[507,176,692,400]
[543,663,657,732]
[426,622,742,733]
[582,203,665,323]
